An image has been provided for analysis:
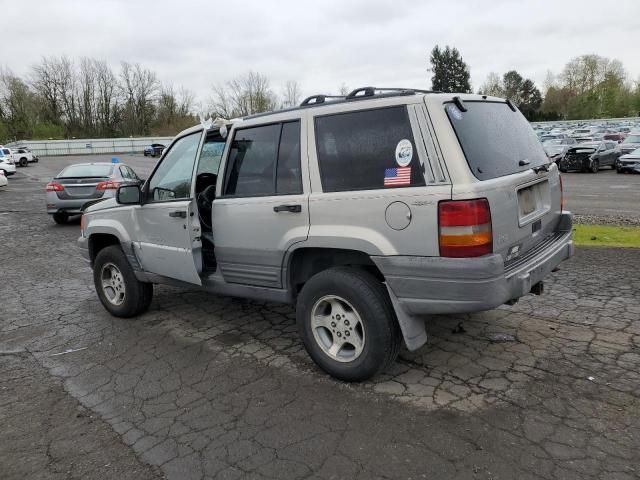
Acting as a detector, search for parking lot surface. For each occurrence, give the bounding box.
[1,159,639,479]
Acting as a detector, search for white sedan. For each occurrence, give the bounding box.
[0,169,8,188]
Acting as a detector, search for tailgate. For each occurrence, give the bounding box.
[476,169,562,263]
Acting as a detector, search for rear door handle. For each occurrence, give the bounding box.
[169,210,187,218]
[273,204,301,213]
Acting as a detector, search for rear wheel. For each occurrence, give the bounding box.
[52,212,68,224]
[296,267,401,382]
[19,157,28,167]
[93,245,153,317]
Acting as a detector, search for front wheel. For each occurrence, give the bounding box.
[296,267,401,382]
[590,160,599,173]
[93,245,153,317]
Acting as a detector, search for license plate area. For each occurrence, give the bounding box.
[517,179,550,226]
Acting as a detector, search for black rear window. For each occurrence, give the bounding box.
[446,101,548,180]
[58,164,114,178]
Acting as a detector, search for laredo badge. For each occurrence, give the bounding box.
[395,139,413,167]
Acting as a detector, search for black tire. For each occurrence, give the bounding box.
[590,160,599,173]
[296,267,402,382]
[559,166,567,173]
[52,212,69,224]
[617,168,624,174]
[19,157,28,167]
[93,245,153,318]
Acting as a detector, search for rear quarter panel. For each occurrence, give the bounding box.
[305,97,451,257]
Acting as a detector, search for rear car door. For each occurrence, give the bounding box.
[212,119,310,288]
[132,130,204,285]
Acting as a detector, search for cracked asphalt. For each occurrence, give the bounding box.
[1,159,639,479]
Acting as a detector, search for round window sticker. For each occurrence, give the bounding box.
[447,104,463,120]
[395,139,413,167]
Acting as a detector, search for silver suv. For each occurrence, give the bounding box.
[78,87,573,381]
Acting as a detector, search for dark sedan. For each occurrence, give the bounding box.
[559,141,618,173]
[143,143,166,157]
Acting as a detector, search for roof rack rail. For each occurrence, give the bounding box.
[346,87,439,99]
[300,94,346,106]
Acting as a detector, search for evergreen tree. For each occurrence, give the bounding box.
[429,46,471,93]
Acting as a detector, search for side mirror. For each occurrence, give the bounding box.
[117,184,141,205]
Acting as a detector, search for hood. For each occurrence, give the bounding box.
[620,152,640,160]
[83,197,118,213]
[567,146,596,154]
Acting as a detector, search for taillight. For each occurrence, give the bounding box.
[559,175,564,212]
[439,199,492,258]
[96,180,120,191]
[46,181,64,192]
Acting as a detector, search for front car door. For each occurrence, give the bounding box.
[133,129,204,285]
[212,115,310,288]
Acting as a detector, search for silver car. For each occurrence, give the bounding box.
[46,162,141,224]
[80,88,573,381]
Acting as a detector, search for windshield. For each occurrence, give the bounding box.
[445,101,547,180]
[623,135,640,143]
[58,164,113,178]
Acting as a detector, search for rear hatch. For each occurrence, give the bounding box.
[54,164,114,200]
[444,99,564,266]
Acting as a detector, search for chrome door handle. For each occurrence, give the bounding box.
[273,204,301,213]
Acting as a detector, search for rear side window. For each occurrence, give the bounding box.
[446,101,547,180]
[315,107,425,192]
[224,121,302,197]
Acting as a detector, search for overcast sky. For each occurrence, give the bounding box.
[4,0,640,107]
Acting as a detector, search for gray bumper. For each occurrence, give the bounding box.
[373,213,574,317]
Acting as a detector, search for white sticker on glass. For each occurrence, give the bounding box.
[395,139,413,167]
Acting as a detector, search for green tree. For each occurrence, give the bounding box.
[429,45,471,93]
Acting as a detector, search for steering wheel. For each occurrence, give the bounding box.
[197,185,216,230]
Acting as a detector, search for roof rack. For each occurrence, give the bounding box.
[298,87,439,108]
[247,87,439,120]
[345,87,438,99]
[300,94,346,106]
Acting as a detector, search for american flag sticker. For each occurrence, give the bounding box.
[384,166,411,187]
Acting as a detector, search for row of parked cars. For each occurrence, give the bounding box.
[0,145,40,189]
[536,127,640,174]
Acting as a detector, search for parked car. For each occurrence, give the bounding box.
[0,169,7,188]
[603,132,626,143]
[79,88,573,382]
[143,143,166,157]
[570,127,599,138]
[47,161,142,224]
[543,138,577,164]
[616,133,640,157]
[559,141,618,173]
[617,147,640,174]
[0,149,17,176]
[10,147,38,166]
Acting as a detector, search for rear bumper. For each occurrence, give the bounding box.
[373,212,574,316]
[47,199,87,215]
